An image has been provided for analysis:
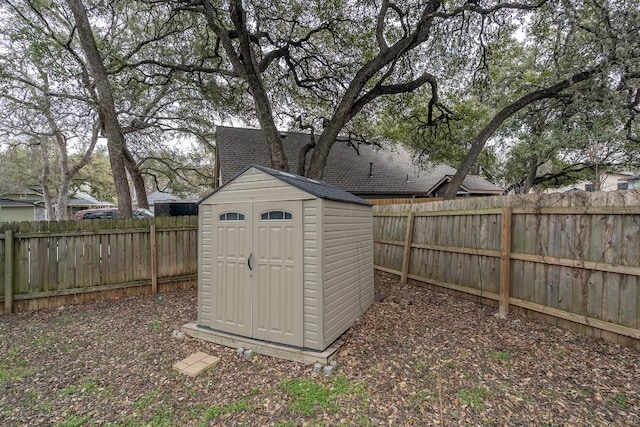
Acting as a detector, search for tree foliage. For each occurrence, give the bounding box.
[157,0,546,181]
[2,0,639,203]
[0,0,222,217]
[0,144,116,203]
[378,0,640,197]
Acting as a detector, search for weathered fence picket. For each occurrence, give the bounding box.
[0,216,197,313]
[373,191,640,349]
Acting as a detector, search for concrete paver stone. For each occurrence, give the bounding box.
[173,352,220,377]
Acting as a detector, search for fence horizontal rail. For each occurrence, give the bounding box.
[1,216,198,314]
[373,191,640,349]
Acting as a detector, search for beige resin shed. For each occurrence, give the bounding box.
[197,164,374,351]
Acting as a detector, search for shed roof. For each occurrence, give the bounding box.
[216,126,502,197]
[202,164,372,206]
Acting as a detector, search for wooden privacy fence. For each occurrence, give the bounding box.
[366,197,443,205]
[0,216,198,314]
[373,191,640,349]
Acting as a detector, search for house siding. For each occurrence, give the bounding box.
[0,206,36,222]
[322,200,374,346]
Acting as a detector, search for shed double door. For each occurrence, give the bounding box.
[211,201,303,346]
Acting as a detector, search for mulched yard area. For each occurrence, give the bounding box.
[1,274,638,426]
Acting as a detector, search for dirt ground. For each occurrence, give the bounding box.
[1,274,638,426]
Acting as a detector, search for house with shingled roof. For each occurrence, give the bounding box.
[214,126,502,200]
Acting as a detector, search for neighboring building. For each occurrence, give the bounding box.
[146,191,180,209]
[1,188,43,204]
[427,174,506,198]
[620,174,640,190]
[0,189,49,221]
[66,192,115,218]
[146,191,200,216]
[215,126,502,199]
[0,189,112,222]
[0,199,47,222]
[539,171,636,194]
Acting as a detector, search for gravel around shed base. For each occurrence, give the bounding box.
[1,274,638,426]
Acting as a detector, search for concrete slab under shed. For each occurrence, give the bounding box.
[182,323,341,365]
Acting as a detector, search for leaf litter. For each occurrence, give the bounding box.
[0,273,638,426]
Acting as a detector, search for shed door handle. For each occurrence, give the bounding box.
[247,252,253,271]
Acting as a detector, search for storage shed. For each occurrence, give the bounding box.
[197,164,374,351]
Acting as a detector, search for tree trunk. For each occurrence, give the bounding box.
[52,121,72,221]
[443,67,602,200]
[522,154,538,194]
[227,0,289,172]
[205,0,439,179]
[123,146,149,209]
[54,135,72,221]
[38,137,55,220]
[67,0,133,217]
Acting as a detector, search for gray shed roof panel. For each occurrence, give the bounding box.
[202,164,372,206]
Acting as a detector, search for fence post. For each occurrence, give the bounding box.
[499,207,512,317]
[400,212,415,284]
[4,229,13,314]
[150,224,158,295]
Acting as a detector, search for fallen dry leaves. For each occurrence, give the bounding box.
[0,274,638,426]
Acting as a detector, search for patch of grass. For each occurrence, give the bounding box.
[188,386,199,398]
[457,386,490,409]
[58,415,90,427]
[353,382,371,427]
[149,405,174,427]
[60,386,78,396]
[135,390,161,411]
[34,402,54,412]
[490,350,510,360]
[609,394,629,409]
[280,375,353,416]
[150,320,162,330]
[579,388,592,398]
[198,396,250,425]
[570,388,592,398]
[115,402,174,427]
[416,359,432,371]
[412,390,434,406]
[82,377,98,394]
[103,385,115,397]
[0,362,33,384]
[34,335,52,346]
[59,378,99,398]
[55,315,73,325]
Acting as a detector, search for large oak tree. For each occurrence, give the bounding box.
[167,0,546,181]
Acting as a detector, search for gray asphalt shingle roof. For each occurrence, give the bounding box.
[216,126,502,197]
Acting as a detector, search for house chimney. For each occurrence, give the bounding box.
[369,162,373,178]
